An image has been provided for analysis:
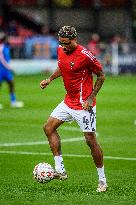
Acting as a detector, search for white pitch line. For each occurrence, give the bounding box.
[0,150,135,161]
[61,127,99,136]
[0,122,99,134]
[104,156,136,160]
[61,126,81,132]
[0,122,81,131]
[0,132,99,147]
[0,137,84,147]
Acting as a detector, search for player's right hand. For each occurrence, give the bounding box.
[40,79,51,89]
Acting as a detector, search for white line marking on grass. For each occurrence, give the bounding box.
[0,150,53,156]
[0,150,135,161]
[0,122,81,131]
[61,126,81,132]
[0,137,84,147]
[0,132,99,147]
[0,122,99,135]
[61,127,99,136]
[104,156,136,160]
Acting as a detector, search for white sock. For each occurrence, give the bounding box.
[54,155,66,174]
[97,166,106,184]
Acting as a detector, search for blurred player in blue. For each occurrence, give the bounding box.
[0,32,24,109]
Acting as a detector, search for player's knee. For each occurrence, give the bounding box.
[43,123,53,136]
[43,123,49,135]
[85,132,97,147]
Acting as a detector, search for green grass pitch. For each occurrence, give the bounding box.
[0,74,136,205]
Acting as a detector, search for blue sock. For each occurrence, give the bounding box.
[10,93,16,103]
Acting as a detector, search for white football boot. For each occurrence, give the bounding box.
[53,170,68,180]
[11,101,24,108]
[96,180,108,192]
[53,160,68,180]
[53,165,68,180]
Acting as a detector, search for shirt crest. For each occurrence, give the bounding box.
[70,62,74,67]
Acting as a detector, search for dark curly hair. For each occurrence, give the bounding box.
[58,26,77,39]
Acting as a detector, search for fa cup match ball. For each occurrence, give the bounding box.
[33,162,54,183]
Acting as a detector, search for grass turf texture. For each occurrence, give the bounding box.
[0,74,136,205]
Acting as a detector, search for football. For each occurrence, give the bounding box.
[33,162,54,183]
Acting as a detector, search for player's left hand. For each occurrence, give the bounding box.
[82,97,93,111]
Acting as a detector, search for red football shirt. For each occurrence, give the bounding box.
[58,44,103,110]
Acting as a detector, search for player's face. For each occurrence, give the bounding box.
[59,37,77,54]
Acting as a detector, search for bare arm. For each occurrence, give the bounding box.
[82,70,105,110]
[40,67,61,89]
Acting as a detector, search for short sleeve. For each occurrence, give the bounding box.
[81,48,103,74]
[90,58,103,74]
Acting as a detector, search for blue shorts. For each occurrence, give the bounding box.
[0,68,14,82]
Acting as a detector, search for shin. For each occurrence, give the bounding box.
[84,132,103,168]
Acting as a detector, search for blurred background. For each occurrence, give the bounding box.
[0,2,136,203]
[0,0,136,75]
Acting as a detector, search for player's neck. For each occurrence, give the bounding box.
[69,43,78,54]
